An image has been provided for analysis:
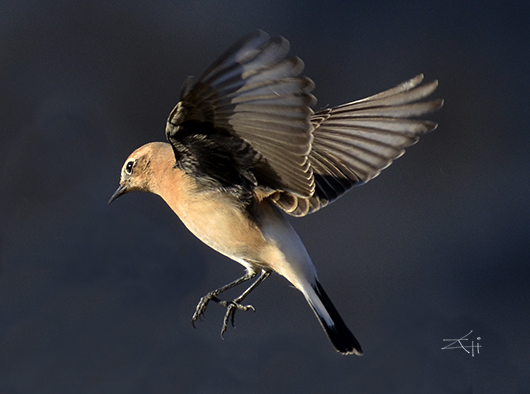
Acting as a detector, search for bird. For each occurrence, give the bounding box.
[109,30,443,355]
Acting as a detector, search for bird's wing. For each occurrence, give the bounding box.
[272,75,444,216]
[166,30,316,198]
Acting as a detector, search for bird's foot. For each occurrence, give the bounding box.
[191,292,220,327]
[191,293,255,335]
[216,299,255,337]
[191,270,269,335]
[191,291,256,338]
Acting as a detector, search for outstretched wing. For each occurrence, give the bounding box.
[272,75,444,216]
[166,30,316,197]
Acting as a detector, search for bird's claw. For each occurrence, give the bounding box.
[219,300,255,337]
[191,293,255,336]
[191,293,221,327]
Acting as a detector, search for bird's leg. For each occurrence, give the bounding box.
[217,269,271,337]
[192,271,256,327]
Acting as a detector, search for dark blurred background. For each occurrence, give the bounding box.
[0,1,528,393]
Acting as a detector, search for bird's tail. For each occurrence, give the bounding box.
[303,280,363,355]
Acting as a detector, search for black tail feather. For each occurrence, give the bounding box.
[310,281,363,355]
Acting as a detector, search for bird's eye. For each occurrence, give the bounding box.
[125,160,135,174]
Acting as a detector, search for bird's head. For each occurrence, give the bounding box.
[108,142,167,204]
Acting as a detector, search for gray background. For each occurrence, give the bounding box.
[1,0,528,393]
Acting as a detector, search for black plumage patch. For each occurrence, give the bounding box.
[167,120,264,201]
[311,281,363,355]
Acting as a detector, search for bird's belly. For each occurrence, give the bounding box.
[162,186,316,288]
[169,191,269,267]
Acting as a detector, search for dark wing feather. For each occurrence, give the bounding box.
[166,30,316,197]
[273,74,444,216]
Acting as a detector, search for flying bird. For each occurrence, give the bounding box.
[109,30,443,355]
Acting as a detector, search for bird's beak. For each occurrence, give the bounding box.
[108,182,128,205]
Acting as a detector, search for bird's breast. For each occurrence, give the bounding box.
[157,171,268,263]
